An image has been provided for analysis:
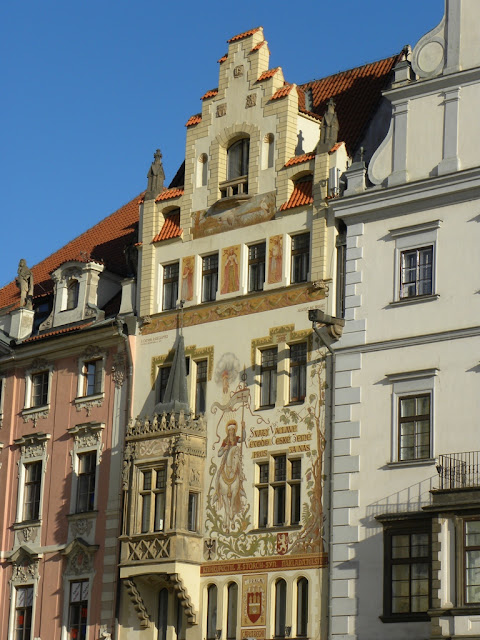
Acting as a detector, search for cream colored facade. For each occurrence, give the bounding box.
[119,27,349,640]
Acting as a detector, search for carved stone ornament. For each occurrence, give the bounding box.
[216,104,227,118]
[233,65,244,77]
[21,526,38,543]
[112,352,126,388]
[99,625,112,639]
[63,540,98,577]
[71,517,93,537]
[75,397,104,416]
[124,579,151,629]
[83,345,105,359]
[204,538,217,561]
[12,558,39,583]
[190,467,201,487]
[127,411,206,437]
[246,94,257,108]
[22,408,49,427]
[23,442,46,459]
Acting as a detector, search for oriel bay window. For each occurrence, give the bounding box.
[140,467,166,533]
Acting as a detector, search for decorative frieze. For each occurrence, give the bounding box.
[126,411,206,437]
[112,352,127,388]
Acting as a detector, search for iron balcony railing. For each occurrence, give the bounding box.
[437,452,480,489]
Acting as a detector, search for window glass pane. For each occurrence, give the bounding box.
[158,589,169,640]
[259,463,269,484]
[291,459,301,480]
[466,521,480,546]
[274,456,286,482]
[227,583,238,640]
[141,494,151,533]
[275,580,286,637]
[207,585,217,640]
[296,578,308,637]
[155,492,165,531]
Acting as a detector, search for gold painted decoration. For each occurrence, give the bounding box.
[221,245,241,294]
[242,574,267,627]
[267,235,283,284]
[181,256,195,301]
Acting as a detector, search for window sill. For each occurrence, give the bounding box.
[22,404,49,416]
[67,510,98,520]
[287,400,305,407]
[74,393,104,413]
[74,393,104,403]
[384,458,437,469]
[250,525,302,534]
[13,519,41,529]
[388,294,439,307]
[380,613,430,623]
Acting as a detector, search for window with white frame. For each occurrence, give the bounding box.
[15,434,50,524]
[76,452,96,513]
[390,220,441,303]
[386,369,437,463]
[163,262,179,311]
[68,423,103,515]
[290,233,310,284]
[256,455,301,528]
[289,343,307,404]
[68,580,89,640]
[248,243,266,293]
[139,466,166,533]
[80,359,103,397]
[23,461,42,521]
[13,585,34,640]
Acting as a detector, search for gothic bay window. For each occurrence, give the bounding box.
[81,360,102,397]
[195,360,207,415]
[140,467,166,533]
[260,348,277,408]
[202,254,218,303]
[163,262,179,311]
[398,395,431,461]
[31,371,48,408]
[68,580,89,640]
[400,246,433,299]
[289,343,307,403]
[15,585,33,640]
[291,233,310,284]
[464,519,480,604]
[221,138,249,197]
[383,521,431,621]
[248,243,266,292]
[76,452,96,513]
[23,461,42,521]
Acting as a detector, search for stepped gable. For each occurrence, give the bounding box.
[298,53,401,155]
[0,194,141,312]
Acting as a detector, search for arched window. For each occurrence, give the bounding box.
[227,582,238,640]
[158,588,169,640]
[296,578,308,637]
[221,138,249,197]
[274,579,287,638]
[66,279,79,310]
[207,584,217,640]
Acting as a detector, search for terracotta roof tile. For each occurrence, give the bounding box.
[250,40,267,53]
[228,27,261,43]
[152,211,183,243]
[155,188,184,202]
[186,113,202,127]
[329,141,345,154]
[218,54,228,64]
[297,53,401,155]
[271,83,294,101]
[0,195,140,311]
[280,179,314,211]
[201,88,219,101]
[137,192,146,204]
[23,322,94,343]
[256,67,280,82]
[285,152,316,167]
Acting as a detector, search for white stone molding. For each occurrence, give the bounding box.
[14,433,51,526]
[437,87,461,176]
[22,359,54,425]
[411,14,446,79]
[387,101,409,187]
[7,547,42,640]
[112,351,126,388]
[68,422,105,515]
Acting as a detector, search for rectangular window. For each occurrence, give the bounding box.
[257,462,269,528]
[31,371,48,408]
[202,254,218,303]
[23,461,42,521]
[248,243,266,292]
[81,360,102,397]
[256,457,301,528]
[195,360,207,415]
[289,343,307,403]
[187,492,198,532]
[465,519,480,604]
[400,246,433,299]
[140,467,166,533]
[260,348,277,408]
[291,233,310,284]
[157,366,171,404]
[290,459,302,525]
[163,262,179,311]
[14,585,33,640]
[68,580,89,640]
[273,455,287,526]
[398,394,431,461]
[336,232,347,318]
[383,521,430,620]
[76,452,96,513]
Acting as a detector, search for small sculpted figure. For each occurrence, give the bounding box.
[16,259,34,310]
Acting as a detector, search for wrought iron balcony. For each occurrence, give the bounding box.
[436,452,480,490]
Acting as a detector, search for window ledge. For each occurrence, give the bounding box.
[250,525,302,535]
[287,401,305,407]
[22,405,49,416]
[384,458,437,469]
[74,393,104,403]
[13,519,41,529]
[74,393,104,414]
[380,613,430,623]
[67,510,98,520]
[388,294,440,307]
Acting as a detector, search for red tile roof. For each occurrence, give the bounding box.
[228,27,261,43]
[23,321,94,343]
[218,54,228,64]
[152,211,183,243]
[298,53,400,155]
[0,195,140,312]
[256,67,280,82]
[280,179,314,211]
[155,188,184,202]
[251,41,267,53]
[285,152,316,167]
[186,113,202,127]
[329,141,345,154]
[201,88,219,100]
[271,83,294,101]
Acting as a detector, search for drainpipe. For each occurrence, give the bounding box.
[307,310,344,640]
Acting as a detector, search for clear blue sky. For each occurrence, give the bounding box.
[0,0,443,290]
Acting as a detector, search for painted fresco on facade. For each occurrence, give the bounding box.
[267,235,283,284]
[181,256,195,301]
[221,246,241,294]
[241,574,267,627]
[191,192,275,240]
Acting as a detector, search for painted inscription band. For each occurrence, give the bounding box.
[200,553,328,575]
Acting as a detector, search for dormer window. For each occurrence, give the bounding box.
[66,280,79,310]
[220,138,249,198]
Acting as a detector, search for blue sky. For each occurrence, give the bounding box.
[0,0,443,290]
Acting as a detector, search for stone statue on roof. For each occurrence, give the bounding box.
[145,148,165,201]
[16,259,34,310]
[319,98,339,149]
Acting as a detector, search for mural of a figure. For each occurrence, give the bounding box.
[181,256,194,301]
[221,246,240,294]
[212,419,246,532]
[268,235,283,284]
